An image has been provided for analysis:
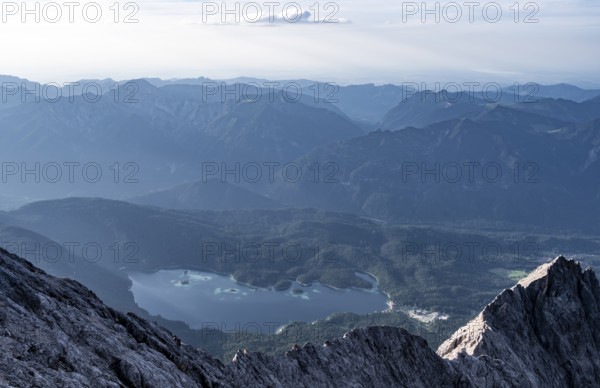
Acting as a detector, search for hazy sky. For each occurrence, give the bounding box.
[0,0,598,86]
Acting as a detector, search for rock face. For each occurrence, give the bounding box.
[1,249,599,387]
[438,256,600,387]
[0,248,228,387]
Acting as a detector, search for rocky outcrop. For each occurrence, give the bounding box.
[438,256,600,387]
[1,249,599,387]
[226,327,465,387]
[0,248,228,387]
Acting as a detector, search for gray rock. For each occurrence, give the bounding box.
[1,250,599,387]
[438,256,600,387]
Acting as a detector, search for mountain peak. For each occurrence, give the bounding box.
[438,256,600,387]
[517,255,582,287]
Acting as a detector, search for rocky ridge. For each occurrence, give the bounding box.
[1,249,599,387]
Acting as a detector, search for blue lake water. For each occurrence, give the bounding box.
[128,270,389,330]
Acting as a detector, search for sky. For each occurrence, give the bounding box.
[0,0,598,86]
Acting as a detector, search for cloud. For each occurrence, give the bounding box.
[198,8,352,26]
[255,10,351,25]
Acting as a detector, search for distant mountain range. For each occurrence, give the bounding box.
[4,74,599,121]
[2,75,600,229]
[268,100,600,231]
[379,90,600,130]
[0,78,362,200]
[505,82,600,103]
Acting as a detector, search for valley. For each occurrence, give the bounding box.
[2,195,600,360]
[2,77,600,363]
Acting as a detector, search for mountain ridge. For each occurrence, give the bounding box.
[1,249,599,387]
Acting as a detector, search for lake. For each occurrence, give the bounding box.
[128,269,389,330]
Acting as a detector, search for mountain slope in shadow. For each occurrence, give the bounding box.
[129,179,281,211]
